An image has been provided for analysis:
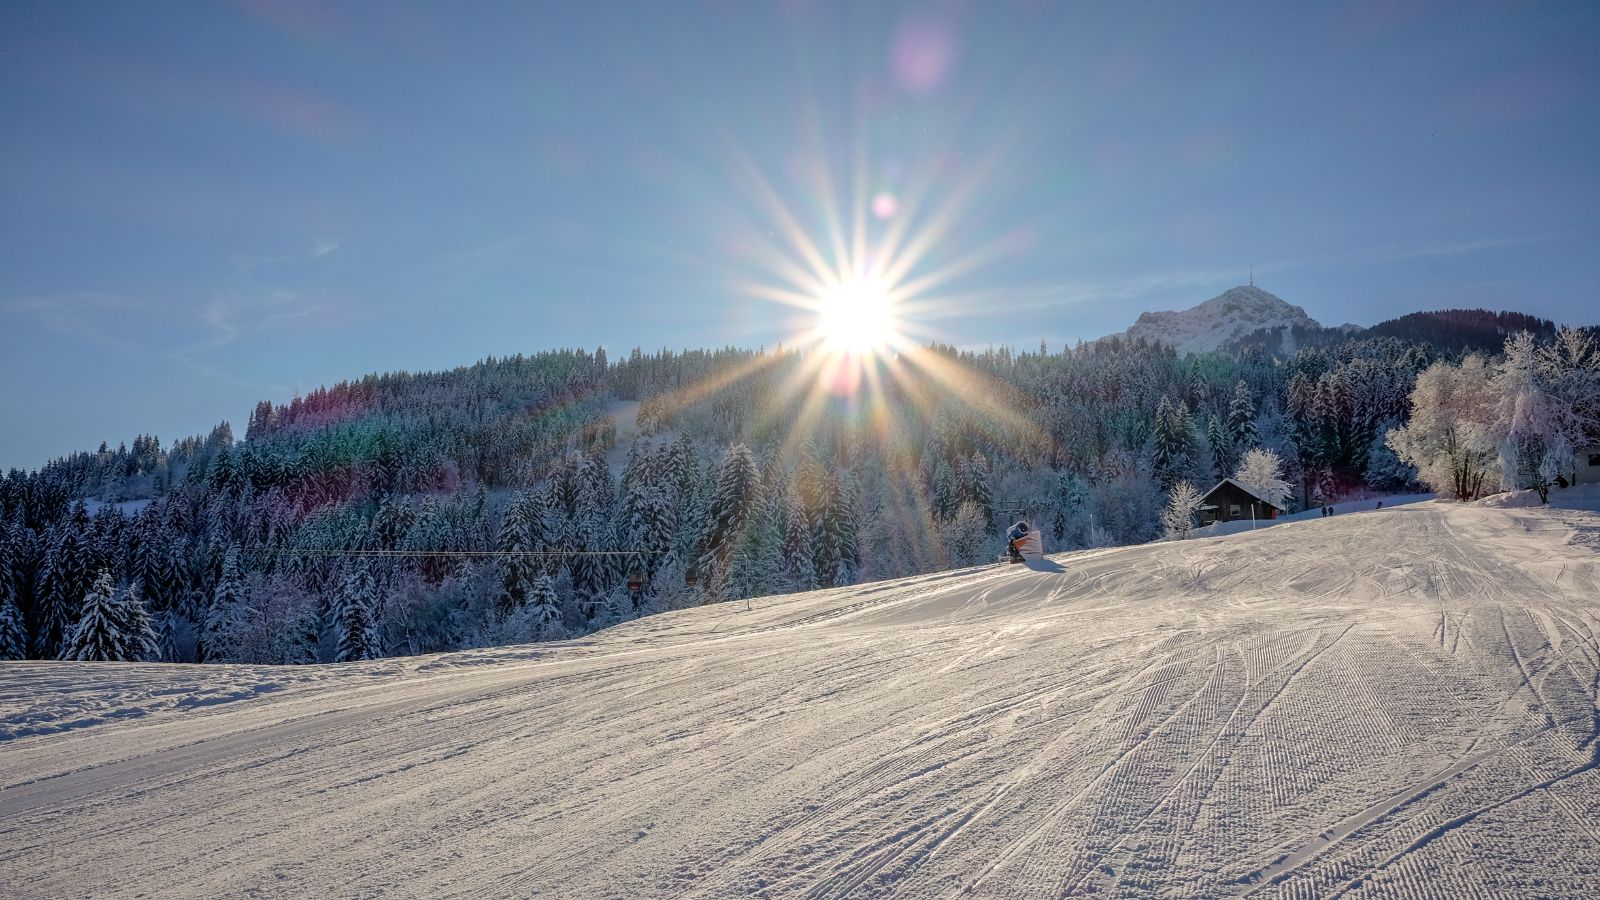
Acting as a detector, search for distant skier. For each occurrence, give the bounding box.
[1006,520,1032,564]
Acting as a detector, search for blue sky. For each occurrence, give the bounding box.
[2,0,1597,470]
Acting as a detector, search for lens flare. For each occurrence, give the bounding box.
[871,191,898,219]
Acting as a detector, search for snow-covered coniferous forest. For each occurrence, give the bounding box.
[1,310,1596,665]
[5,3,1600,893]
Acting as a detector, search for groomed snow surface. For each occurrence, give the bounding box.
[4,496,1600,898]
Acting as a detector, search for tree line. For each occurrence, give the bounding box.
[2,311,1595,663]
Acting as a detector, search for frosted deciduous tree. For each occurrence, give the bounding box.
[942,502,989,567]
[1492,328,1600,499]
[1494,332,1561,502]
[1387,356,1501,501]
[1233,448,1292,510]
[1161,482,1202,540]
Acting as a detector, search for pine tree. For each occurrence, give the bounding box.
[1228,380,1259,451]
[818,473,859,586]
[780,495,817,591]
[61,571,124,661]
[335,563,379,662]
[723,535,764,601]
[620,482,677,584]
[119,580,160,662]
[37,526,88,657]
[528,573,560,630]
[60,571,155,661]
[496,493,540,616]
[932,461,957,522]
[696,444,760,596]
[204,546,248,663]
[966,448,992,525]
[277,596,321,665]
[1153,397,1199,490]
[1051,471,1088,548]
[1207,416,1234,482]
[0,595,28,660]
[570,453,618,611]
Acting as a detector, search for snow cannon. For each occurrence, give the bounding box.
[1000,524,1044,564]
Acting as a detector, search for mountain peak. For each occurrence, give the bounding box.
[1108,285,1321,353]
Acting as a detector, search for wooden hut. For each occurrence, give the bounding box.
[1197,478,1283,525]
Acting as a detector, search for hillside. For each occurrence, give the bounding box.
[4,498,1598,897]
[1099,285,1322,354]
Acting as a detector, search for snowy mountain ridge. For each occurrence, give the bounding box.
[1101,284,1323,353]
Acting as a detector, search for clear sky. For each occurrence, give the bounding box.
[3,0,1597,470]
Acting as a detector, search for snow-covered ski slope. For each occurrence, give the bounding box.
[4,499,1600,898]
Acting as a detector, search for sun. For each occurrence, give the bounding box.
[815,276,898,355]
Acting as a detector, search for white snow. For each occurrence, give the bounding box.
[81,497,154,517]
[1100,285,1322,354]
[3,499,1599,897]
[1191,492,1435,538]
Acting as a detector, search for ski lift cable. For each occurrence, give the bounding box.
[242,549,672,558]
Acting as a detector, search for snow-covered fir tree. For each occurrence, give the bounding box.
[1206,415,1235,483]
[1228,380,1259,451]
[697,443,760,597]
[780,495,817,592]
[60,571,123,661]
[528,573,560,632]
[1153,397,1199,490]
[204,546,249,663]
[335,562,380,662]
[1051,471,1089,548]
[8,319,1584,665]
[0,595,30,660]
[496,492,542,616]
[60,571,157,662]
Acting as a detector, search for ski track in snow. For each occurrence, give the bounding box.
[2,500,1599,898]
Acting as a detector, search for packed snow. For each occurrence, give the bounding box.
[1100,285,1321,354]
[1190,493,1435,539]
[3,498,1599,898]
